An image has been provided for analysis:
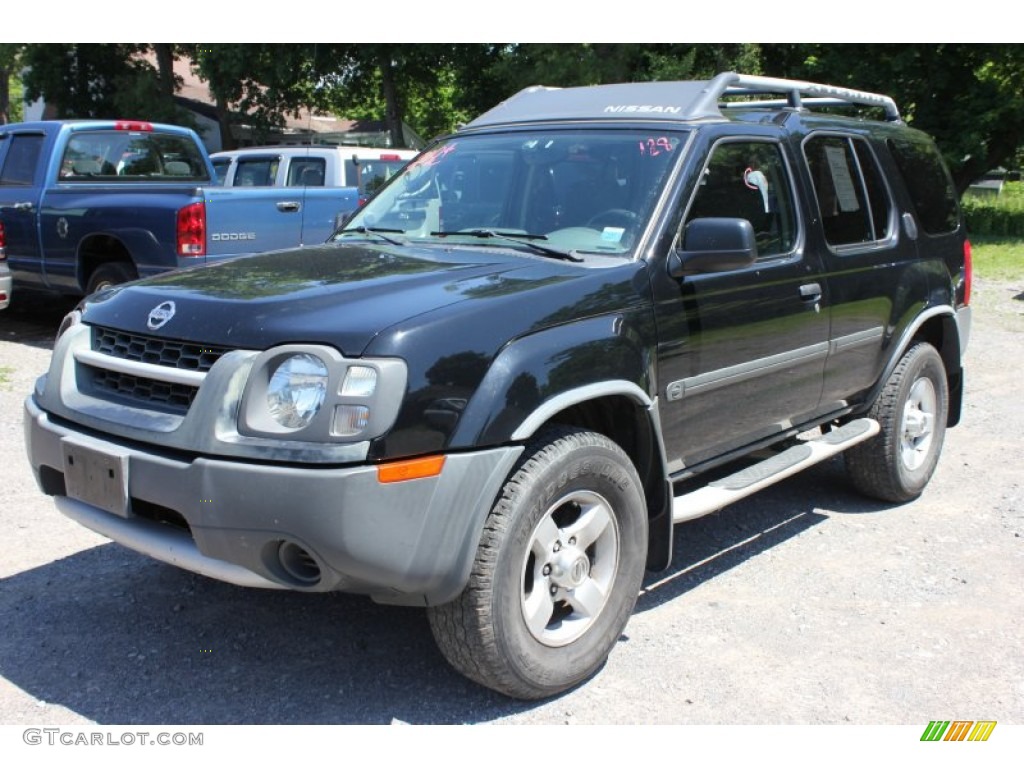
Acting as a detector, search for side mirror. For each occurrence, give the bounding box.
[668,217,758,277]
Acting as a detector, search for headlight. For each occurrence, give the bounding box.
[266,354,329,429]
[238,344,408,442]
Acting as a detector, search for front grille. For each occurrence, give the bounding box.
[88,367,198,411]
[81,326,234,415]
[92,327,230,372]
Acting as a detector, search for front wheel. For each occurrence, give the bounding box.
[846,342,949,502]
[427,427,648,699]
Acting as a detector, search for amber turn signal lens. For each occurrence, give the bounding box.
[377,455,446,484]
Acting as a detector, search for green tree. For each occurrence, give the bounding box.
[0,44,24,124]
[486,44,763,94]
[190,43,335,150]
[19,43,192,126]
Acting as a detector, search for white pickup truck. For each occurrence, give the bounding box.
[211,146,419,205]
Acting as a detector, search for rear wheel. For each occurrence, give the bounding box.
[427,427,648,699]
[846,342,949,502]
[86,262,137,294]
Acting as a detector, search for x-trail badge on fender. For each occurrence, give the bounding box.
[147,301,176,330]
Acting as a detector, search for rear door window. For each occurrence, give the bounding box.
[804,135,894,248]
[286,157,326,186]
[233,156,280,186]
[0,134,45,186]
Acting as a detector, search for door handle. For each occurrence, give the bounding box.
[276,201,301,213]
[0,201,35,212]
[799,283,822,312]
[799,283,822,302]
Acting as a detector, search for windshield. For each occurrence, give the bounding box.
[334,129,687,257]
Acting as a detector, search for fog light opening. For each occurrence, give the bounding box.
[277,541,322,586]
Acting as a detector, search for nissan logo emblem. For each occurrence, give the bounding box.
[147,301,176,330]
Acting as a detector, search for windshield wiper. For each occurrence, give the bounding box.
[430,229,583,263]
[337,225,406,246]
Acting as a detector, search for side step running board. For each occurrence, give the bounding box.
[672,418,880,524]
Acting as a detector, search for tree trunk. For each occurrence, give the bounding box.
[154,43,175,98]
[0,67,9,124]
[378,52,405,148]
[952,130,1022,197]
[214,94,235,151]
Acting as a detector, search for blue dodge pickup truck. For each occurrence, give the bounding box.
[0,120,358,298]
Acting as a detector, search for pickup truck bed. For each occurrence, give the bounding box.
[0,120,358,298]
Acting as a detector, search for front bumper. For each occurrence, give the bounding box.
[25,395,522,605]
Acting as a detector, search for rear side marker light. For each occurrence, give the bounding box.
[377,455,446,484]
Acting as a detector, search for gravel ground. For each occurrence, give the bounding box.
[0,281,1020,727]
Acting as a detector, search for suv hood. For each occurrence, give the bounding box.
[79,243,591,355]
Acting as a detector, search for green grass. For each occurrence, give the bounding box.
[971,237,1024,281]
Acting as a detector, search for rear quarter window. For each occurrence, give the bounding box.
[886,135,960,235]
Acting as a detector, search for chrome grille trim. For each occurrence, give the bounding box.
[74,348,206,386]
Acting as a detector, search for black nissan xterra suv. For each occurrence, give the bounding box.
[25,73,972,699]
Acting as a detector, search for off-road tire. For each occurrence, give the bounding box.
[427,426,648,699]
[846,342,949,502]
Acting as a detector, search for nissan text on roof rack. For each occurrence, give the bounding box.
[24,73,971,699]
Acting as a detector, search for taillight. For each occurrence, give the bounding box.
[177,202,206,257]
[0,220,6,260]
[963,239,972,306]
[114,120,154,132]
[379,153,401,161]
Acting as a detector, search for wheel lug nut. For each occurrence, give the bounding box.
[550,585,558,595]
[568,537,576,545]
[542,565,551,576]
[553,542,561,552]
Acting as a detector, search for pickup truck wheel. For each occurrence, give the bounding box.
[427,427,647,699]
[86,262,137,294]
[846,342,948,502]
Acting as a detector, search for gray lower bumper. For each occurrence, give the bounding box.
[25,396,522,605]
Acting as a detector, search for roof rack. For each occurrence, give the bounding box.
[699,72,901,122]
[464,72,901,130]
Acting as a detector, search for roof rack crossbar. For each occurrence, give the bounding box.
[697,72,901,122]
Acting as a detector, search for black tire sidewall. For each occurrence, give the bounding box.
[86,263,136,295]
[884,344,949,497]
[489,437,647,695]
